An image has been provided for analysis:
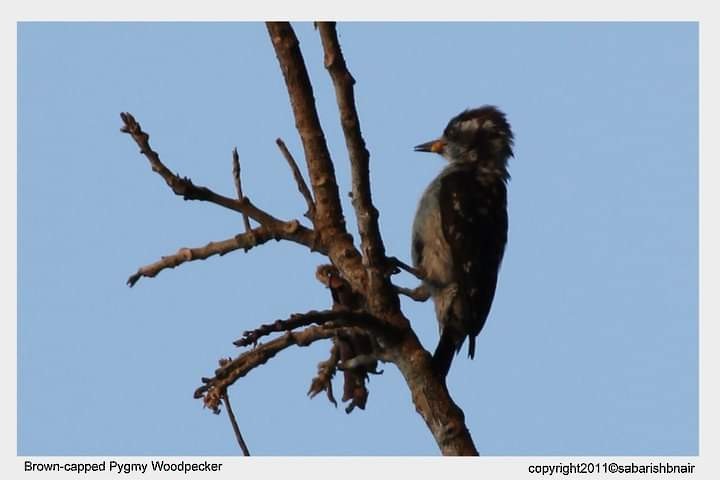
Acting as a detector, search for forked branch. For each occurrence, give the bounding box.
[121,113,275,225]
[120,112,324,286]
[317,23,398,317]
[266,22,367,294]
[195,324,349,412]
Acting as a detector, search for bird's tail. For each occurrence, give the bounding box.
[432,328,464,379]
[467,335,476,360]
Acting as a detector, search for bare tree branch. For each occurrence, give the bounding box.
[195,325,347,412]
[197,307,396,414]
[222,391,251,456]
[266,22,367,294]
[276,138,316,221]
[391,336,479,456]
[233,309,381,347]
[121,112,279,226]
[120,112,324,278]
[317,22,398,316]
[126,222,317,287]
[231,147,253,237]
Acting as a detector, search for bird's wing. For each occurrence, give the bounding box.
[438,169,508,356]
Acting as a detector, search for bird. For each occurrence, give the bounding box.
[411,105,513,379]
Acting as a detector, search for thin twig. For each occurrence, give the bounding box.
[223,391,251,456]
[276,138,315,221]
[232,147,253,235]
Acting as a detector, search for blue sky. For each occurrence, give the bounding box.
[17,22,697,455]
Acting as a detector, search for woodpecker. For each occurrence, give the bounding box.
[411,106,513,379]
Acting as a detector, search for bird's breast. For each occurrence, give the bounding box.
[412,176,454,290]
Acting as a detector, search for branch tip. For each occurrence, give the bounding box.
[275,137,316,222]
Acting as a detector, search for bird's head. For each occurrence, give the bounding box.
[414,106,514,169]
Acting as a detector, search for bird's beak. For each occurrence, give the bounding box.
[414,138,446,154]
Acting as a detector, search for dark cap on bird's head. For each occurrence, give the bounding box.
[414,105,514,167]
